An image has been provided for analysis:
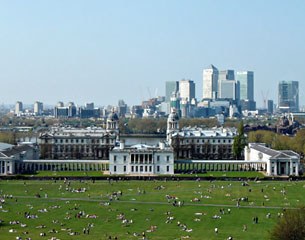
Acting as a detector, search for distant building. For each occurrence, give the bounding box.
[203,64,219,99]
[166,109,237,160]
[34,101,43,116]
[278,81,299,112]
[267,100,274,114]
[165,81,179,102]
[79,102,100,118]
[109,141,174,175]
[54,102,77,118]
[179,79,195,101]
[218,70,238,100]
[39,111,119,160]
[15,101,23,116]
[237,71,256,110]
[236,71,254,101]
[118,99,127,117]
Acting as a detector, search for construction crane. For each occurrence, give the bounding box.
[261,90,269,109]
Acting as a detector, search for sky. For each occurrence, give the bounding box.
[0,0,305,108]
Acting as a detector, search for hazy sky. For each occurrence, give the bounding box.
[1,0,305,107]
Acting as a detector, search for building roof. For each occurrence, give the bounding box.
[249,143,299,159]
[0,145,34,158]
[0,142,14,151]
[206,64,218,70]
[39,127,116,138]
[172,127,237,138]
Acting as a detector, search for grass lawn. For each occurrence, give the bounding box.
[0,179,304,239]
[23,171,105,177]
[25,170,266,178]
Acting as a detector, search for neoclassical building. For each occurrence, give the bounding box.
[109,141,174,175]
[167,109,237,160]
[39,111,119,160]
[0,143,39,175]
[245,143,300,176]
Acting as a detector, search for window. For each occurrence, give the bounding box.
[124,156,127,162]
[131,166,134,172]
[167,166,170,172]
[157,156,160,161]
[149,166,152,172]
[124,166,126,172]
[136,166,138,172]
[140,166,143,172]
[167,156,170,162]
[114,155,117,162]
[157,166,160,172]
[114,166,116,172]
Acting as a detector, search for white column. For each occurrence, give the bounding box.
[295,162,299,176]
[274,161,278,176]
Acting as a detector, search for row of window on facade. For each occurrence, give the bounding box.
[177,139,232,144]
[113,165,170,173]
[52,138,114,144]
[113,154,171,163]
[53,146,108,152]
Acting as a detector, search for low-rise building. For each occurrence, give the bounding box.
[245,143,300,176]
[109,141,174,175]
[0,143,38,175]
[39,111,119,160]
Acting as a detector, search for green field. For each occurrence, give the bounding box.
[23,170,265,178]
[0,179,304,240]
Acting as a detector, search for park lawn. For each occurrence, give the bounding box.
[0,180,304,240]
[23,171,105,177]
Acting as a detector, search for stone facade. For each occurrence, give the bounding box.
[109,142,174,175]
[245,143,300,176]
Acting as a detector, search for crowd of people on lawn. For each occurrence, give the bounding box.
[0,178,291,240]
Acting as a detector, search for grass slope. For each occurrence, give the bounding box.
[0,179,304,239]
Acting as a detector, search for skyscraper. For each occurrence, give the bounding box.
[34,101,43,115]
[165,81,179,102]
[278,81,299,112]
[15,101,23,115]
[179,79,195,101]
[203,64,218,99]
[236,71,254,101]
[218,70,238,100]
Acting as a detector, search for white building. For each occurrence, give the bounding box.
[179,79,195,101]
[245,143,300,176]
[203,64,218,99]
[0,143,38,175]
[109,142,174,175]
[15,101,23,116]
[34,101,43,115]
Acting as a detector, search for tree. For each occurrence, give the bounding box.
[270,207,305,240]
[233,121,247,159]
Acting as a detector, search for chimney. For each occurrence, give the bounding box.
[159,141,165,150]
[120,140,125,150]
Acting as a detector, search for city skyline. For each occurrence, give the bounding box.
[1,1,305,106]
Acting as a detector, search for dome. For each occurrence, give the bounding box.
[108,111,119,121]
[168,110,179,122]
